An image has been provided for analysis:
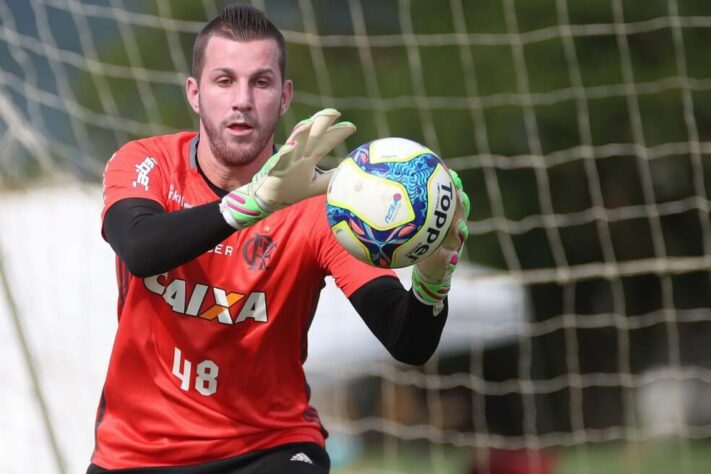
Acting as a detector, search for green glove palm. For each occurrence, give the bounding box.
[412,169,470,315]
[221,108,356,230]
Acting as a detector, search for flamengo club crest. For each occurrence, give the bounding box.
[242,234,276,270]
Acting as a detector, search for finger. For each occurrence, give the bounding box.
[307,122,356,160]
[447,168,471,219]
[457,220,469,243]
[449,169,463,191]
[454,220,469,257]
[304,108,342,156]
[267,143,296,173]
[440,216,469,254]
[259,143,292,173]
[310,108,341,135]
[285,120,313,160]
[460,188,471,219]
[439,220,462,252]
[285,118,311,143]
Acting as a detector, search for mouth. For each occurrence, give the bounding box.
[226,122,254,135]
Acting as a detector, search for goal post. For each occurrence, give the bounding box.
[1,1,711,473]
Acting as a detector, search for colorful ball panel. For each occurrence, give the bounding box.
[326,137,456,268]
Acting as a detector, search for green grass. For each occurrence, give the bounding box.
[332,440,711,474]
[557,441,711,474]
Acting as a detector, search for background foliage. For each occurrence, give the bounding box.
[3,0,711,447]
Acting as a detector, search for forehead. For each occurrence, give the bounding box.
[202,35,281,75]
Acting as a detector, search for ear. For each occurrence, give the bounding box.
[186,76,200,114]
[279,79,293,117]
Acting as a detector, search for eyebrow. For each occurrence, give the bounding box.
[210,67,276,78]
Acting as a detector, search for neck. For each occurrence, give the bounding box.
[195,135,274,191]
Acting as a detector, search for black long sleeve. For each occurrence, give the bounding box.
[348,276,448,365]
[106,198,448,365]
[103,198,235,277]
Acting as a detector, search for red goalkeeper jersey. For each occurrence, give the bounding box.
[94,131,394,469]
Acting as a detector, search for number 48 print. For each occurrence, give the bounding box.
[172,347,219,396]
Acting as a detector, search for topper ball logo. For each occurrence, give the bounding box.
[326,137,456,268]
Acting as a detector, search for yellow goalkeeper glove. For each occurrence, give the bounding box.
[221,108,356,229]
[412,169,470,315]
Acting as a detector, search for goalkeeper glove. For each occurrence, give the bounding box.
[220,108,356,230]
[412,169,470,316]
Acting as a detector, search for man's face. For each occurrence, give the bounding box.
[188,35,292,166]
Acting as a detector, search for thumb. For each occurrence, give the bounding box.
[440,218,466,252]
[307,168,335,197]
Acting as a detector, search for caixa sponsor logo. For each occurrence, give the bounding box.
[143,274,268,325]
[406,182,453,262]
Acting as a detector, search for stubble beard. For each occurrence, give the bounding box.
[200,107,280,167]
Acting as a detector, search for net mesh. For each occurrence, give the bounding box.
[2,0,711,473]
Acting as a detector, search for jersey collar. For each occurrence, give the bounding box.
[189,133,199,170]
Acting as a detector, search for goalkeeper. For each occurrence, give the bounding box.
[89,3,469,474]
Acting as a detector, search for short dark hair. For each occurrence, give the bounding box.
[191,3,287,82]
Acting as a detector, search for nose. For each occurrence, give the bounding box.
[231,81,253,111]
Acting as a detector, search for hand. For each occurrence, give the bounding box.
[412,169,470,315]
[220,108,356,230]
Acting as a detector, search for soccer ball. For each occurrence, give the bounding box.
[326,137,457,268]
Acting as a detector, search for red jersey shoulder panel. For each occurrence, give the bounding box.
[101,131,197,219]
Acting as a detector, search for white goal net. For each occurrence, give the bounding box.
[2,1,711,473]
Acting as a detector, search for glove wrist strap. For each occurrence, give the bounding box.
[412,265,451,316]
[220,187,272,230]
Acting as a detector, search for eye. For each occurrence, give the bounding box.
[254,78,271,88]
[216,77,233,86]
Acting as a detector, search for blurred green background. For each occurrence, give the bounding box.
[2,1,711,473]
